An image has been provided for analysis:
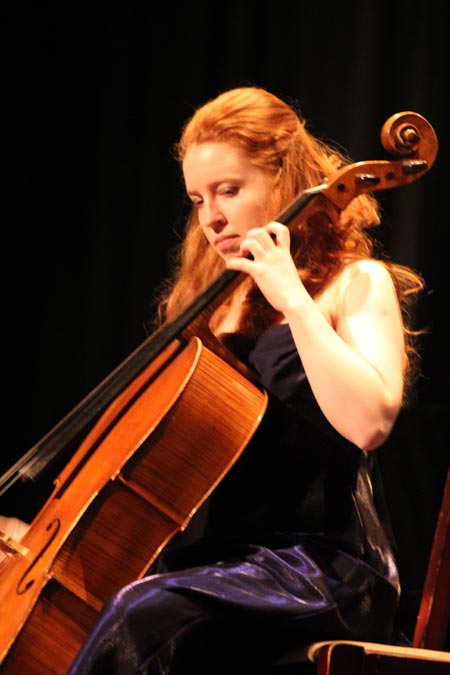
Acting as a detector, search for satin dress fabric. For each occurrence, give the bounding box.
[67,323,400,675]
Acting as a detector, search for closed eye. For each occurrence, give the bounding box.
[220,185,240,197]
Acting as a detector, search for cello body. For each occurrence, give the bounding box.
[0,337,267,674]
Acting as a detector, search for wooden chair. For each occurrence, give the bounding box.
[277,465,450,674]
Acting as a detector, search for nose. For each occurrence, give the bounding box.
[202,198,226,231]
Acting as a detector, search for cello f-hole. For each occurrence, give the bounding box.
[17,519,61,595]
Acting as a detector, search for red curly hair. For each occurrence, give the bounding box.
[154,87,425,393]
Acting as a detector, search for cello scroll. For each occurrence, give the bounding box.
[322,110,438,212]
[279,110,438,228]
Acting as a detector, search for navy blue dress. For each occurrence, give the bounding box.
[67,324,400,675]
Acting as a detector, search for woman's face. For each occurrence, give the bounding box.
[183,141,274,260]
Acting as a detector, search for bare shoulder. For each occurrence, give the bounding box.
[335,259,394,291]
[337,259,398,312]
[317,259,397,323]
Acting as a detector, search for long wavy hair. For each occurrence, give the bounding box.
[154,86,425,395]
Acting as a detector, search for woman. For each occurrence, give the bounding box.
[67,86,424,674]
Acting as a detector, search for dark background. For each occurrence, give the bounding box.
[2,0,449,643]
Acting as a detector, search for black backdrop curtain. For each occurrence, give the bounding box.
[3,0,449,641]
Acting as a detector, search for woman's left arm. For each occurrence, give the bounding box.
[290,259,405,451]
[227,223,405,451]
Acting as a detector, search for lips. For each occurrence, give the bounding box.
[216,235,239,254]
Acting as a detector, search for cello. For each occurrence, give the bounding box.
[0,111,438,675]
